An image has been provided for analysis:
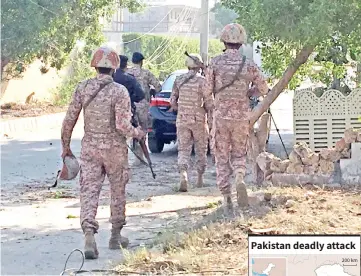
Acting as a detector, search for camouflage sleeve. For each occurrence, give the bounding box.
[148,71,162,92]
[61,85,82,149]
[249,62,269,97]
[204,61,215,110]
[170,77,180,109]
[115,88,141,138]
[201,77,213,112]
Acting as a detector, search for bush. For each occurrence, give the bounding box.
[54,47,95,106]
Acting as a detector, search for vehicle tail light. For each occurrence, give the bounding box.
[150,98,171,107]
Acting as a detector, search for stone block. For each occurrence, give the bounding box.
[351,143,361,159]
[335,138,349,152]
[340,156,361,185]
[319,148,342,162]
[256,152,275,172]
[318,158,335,174]
[271,173,334,186]
[344,128,358,144]
[270,159,290,173]
[286,163,304,174]
[289,150,302,164]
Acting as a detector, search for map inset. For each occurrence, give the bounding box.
[251,258,287,276]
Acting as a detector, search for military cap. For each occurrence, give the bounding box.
[132,52,145,63]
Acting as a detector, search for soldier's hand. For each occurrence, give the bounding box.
[61,147,74,159]
[136,127,146,140]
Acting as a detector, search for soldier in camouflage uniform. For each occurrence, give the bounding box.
[169,54,213,192]
[61,46,145,259]
[204,23,268,212]
[127,52,162,165]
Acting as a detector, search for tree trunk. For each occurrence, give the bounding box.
[249,44,315,126]
[247,130,264,185]
[1,56,11,79]
[247,113,271,185]
[256,112,271,152]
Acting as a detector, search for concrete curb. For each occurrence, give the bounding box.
[1,112,67,135]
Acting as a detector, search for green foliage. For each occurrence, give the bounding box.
[1,0,143,79]
[123,33,224,80]
[223,0,361,90]
[210,3,238,34]
[54,47,95,106]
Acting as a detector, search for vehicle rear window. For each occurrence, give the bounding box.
[162,74,180,91]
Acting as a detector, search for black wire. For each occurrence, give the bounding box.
[60,249,85,275]
[60,249,138,275]
[269,109,289,159]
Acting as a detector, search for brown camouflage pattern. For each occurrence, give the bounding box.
[204,49,268,195]
[61,74,143,233]
[170,69,213,172]
[90,47,120,69]
[127,64,162,103]
[127,64,161,131]
[220,23,247,44]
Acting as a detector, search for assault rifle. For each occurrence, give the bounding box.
[184,51,206,77]
[129,105,156,179]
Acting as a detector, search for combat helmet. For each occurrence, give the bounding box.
[220,23,247,44]
[59,155,80,180]
[90,46,120,69]
[185,53,203,69]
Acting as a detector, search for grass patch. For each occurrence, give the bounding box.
[114,186,361,275]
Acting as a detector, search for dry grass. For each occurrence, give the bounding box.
[114,186,361,275]
[1,102,67,119]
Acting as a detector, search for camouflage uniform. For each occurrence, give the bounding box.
[127,52,162,164]
[61,47,144,259]
[204,23,268,211]
[170,54,213,192]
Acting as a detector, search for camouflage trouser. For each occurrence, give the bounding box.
[134,99,150,131]
[177,121,208,173]
[133,99,150,161]
[211,117,249,195]
[79,143,129,232]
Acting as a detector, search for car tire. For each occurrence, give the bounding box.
[148,135,164,153]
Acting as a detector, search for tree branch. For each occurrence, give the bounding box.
[250,44,316,126]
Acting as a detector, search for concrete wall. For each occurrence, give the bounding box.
[0,46,80,105]
[1,60,65,105]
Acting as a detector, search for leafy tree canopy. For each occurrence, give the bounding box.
[1,0,143,79]
[222,0,361,90]
[221,0,361,124]
[210,2,238,34]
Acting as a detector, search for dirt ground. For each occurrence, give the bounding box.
[5,91,352,275]
[114,186,361,275]
[1,102,67,120]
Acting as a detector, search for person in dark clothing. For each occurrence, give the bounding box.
[113,55,145,104]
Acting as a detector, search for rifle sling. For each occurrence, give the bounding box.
[83,80,113,110]
[214,55,246,94]
[178,74,196,90]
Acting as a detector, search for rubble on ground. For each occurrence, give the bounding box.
[256,127,361,185]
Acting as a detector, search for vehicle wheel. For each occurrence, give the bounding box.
[148,135,164,153]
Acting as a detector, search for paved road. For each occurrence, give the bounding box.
[0,92,294,275]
